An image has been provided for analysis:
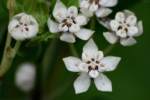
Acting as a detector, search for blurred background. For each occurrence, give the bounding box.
[0,0,150,100]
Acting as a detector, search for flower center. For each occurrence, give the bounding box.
[85,58,104,78]
[15,22,29,32]
[59,16,78,32]
[116,22,130,38]
[62,17,76,27]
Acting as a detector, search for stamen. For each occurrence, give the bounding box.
[15,25,19,28]
[91,58,95,61]
[96,61,100,64]
[95,66,98,70]
[25,28,29,31]
[124,28,128,32]
[86,61,91,64]
[88,66,92,70]
[118,26,122,30]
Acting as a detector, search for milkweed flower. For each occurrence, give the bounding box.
[15,63,36,92]
[8,13,39,40]
[103,10,143,46]
[48,0,94,43]
[79,0,118,18]
[63,39,121,94]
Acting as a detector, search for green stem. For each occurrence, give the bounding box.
[0,0,21,77]
[69,44,79,57]
[0,41,21,77]
[104,44,115,55]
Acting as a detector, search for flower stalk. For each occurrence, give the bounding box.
[0,0,21,77]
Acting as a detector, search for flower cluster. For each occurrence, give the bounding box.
[7,0,143,94]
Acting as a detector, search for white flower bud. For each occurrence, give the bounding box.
[15,63,36,92]
[8,13,39,40]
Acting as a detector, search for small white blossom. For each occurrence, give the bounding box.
[63,39,121,94]
[15,63,36,92]
[8,13,39,40]
[103,10,143,46]
[80,0,118,18]
[47,0,94,43]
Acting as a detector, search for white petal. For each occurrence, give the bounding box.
[67,6,78,17]
[74,73,91,94]
[20,14,31,24]
[80,0,90,9]
[134,21,143,37]
[8,19,19,33]
[13,13,26,19]
[69,24,80,33]
[100,56,121,72]
[120,37,137,46]
[63,57,81,72]
[82,39,100,61]
[89,3,98,12]
[47,18,59,33]
[115,12,125,23]
[98,19,111,29]
[75,14,88,26]
[80,8,94,17]
[83,39,98,53]
[110,20,120,31]
[128,26,138,36]
[26,24,39,38]
[60,33,75,43]
[94,73,112,92]
[78,63,88,72]
[82,50,104,62]
[96,51,104,60]
[126,15,137,26]
[96,8,112,18]
[9,28,26,40]
[53,0,67,22]
[100,0,118,7]
[89,70,99,78]
[75,28,94,40]
[116,29,127,38]
[124,10,135,16]
[103,32,118,44]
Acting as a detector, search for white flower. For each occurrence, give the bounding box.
[80,0,118,18]
[47,0,94,43]
[8,13,39,40]
[63,39,121,94]
[103,10,143,46]
[15,63,36,92]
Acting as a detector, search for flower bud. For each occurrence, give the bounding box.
[8,13,39,40]
[15,63,36,92]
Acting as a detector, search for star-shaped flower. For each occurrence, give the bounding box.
[79,0,118,18]
[63,39,121,94]
[103,10,143,46]
[47,0,94,43]
[8,13,39,40]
